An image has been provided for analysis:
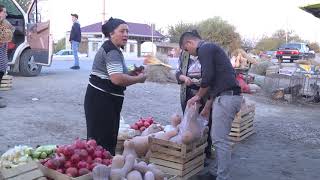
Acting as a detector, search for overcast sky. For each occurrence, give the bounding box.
[48,0,320,43]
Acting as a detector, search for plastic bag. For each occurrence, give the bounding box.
[170,103,208,144]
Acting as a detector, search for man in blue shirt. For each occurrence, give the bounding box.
[69,13,81,70]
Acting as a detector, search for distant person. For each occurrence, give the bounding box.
[69,13,81,70]
[84,17,147,155]
[0,4,15,108]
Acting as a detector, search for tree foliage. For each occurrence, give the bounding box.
[308,42,320,53]
[54,38,66,53]
[167,17,241,53]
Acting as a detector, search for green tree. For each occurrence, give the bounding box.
[168,17,241,53]
[255,29,305,51]
[167,22,196,43]
[15,0,31,12]
[54,38,66,53]
[198,17,241,52]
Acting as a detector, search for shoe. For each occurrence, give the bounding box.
[0,100,6,108]
[70,66,80,70]
[197,173,217,180]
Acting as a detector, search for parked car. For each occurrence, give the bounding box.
[53,49,87,60]
[4,0,53,76]
[276,43,315,63]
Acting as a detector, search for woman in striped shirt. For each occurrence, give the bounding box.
[0,4,15,108]
[84,17,147,155]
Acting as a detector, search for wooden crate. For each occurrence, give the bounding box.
[115,138,125,155]
[0,161,46,180]
[149,136,208,180]
[39,164,92,180]
[0,75,13,91]
[229,104,255,142]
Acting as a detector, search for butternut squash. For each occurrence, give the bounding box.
[112,155,125,169]
[126,170,143,180]
[133,162,165,180]
[122,140,138,159]
[110,154,135,180]
[144,171,155,180]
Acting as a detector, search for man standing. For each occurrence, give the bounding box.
[69,13,81,70]
[180,30,243,180]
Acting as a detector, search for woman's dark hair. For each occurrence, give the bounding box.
[179,30,202,48]
[102,17,127,38]
[0,4,5,13]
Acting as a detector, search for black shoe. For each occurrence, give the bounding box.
[197,173,217,180]
[70,66,80,70]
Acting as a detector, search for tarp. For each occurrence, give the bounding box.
[300,3,320,18]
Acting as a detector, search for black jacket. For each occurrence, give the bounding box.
[69,22,81,42]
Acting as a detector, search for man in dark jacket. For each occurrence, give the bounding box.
[180,30,243,180]
[69,13,81,70]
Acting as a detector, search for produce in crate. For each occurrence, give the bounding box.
[118,117,137,140]
[164,114,181,132]
[32,145,57,160]
[0,145,33,168]
[41,139,112,178]
[110,154,165,180]
[141,124,163,136]
[130,117,156,133]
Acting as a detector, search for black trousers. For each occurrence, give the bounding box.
[0,71,4,85]
[84,85,124,155]
[182,88,213,157]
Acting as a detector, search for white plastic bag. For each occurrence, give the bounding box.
[170,103,208,144]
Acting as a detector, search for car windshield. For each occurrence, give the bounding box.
[280,43,301,50]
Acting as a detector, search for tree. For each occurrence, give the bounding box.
[15,0,31,12]
[54,38,66,53]
[308,42,320,53]
[198,17,241,52]
[168,17,241,53]
[255,29,305,52]
[167,22,196,43]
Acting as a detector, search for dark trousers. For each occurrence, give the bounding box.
[84,85,124,155]
[0,71,4,84]
[182,88,213,157]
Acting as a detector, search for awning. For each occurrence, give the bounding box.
[300,3,320,18]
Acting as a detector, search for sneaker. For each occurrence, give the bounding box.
[70,66,80,70]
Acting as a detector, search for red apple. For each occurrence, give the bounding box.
[77,161,88,169]
[64,161,73,169]
[94,157,102,164]
[78,168,90,176]
[86,156,93,164]
[140,126,146,131]
[79,149,88,160]
[65,167,78,177]
[94,150,102,158]
[144,122,150,127]
[102,159,111,166]
[87,139,97,148]
[71,154,80,164]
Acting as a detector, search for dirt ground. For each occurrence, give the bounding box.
[0,60,320,180]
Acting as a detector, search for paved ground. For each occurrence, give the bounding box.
[0,59,320,180]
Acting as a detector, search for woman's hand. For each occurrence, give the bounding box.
[137,73,147,83]
[179,75,193,86]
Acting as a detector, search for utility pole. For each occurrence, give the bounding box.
[102,0,106,42]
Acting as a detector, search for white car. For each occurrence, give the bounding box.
[53,49,87,60]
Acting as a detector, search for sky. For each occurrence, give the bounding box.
[48,0,320,43]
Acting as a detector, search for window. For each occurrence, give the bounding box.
[130,44,135,53]
[28,0,50,23]
[0,0,22,16]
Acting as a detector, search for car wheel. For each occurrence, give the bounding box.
[19,49,42,77]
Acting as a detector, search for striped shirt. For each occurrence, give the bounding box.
[89,46,128,96]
